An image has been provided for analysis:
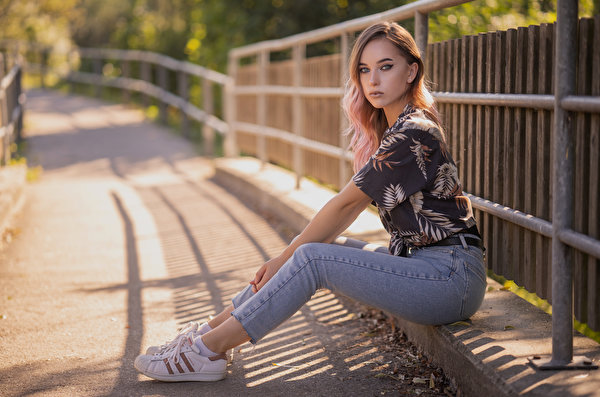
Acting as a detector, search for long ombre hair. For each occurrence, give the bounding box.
[343,22,442,172]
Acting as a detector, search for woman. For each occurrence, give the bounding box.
[134,21,486,382]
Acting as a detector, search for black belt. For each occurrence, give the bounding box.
[400,230,484,257]
[428,235,484,250]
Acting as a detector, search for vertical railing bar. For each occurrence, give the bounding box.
[292,43,305,188]
[158,64,168,124]
[122,60,131,103]
[415,11,429,64]
[179,70,189,138]
[339,32,350,190]
[551,0,577,365]
[225,53,238,157]
[203,77,214,156]
[257,50,268,165]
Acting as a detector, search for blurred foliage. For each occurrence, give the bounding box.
[1,0,598,71]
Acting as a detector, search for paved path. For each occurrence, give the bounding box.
[0,90,429,396]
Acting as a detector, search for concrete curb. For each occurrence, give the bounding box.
[213,157,600,397]
[0,164,27,237]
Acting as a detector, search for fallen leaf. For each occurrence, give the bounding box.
[487,286,495,292]
[0,314,6,320]
[430,373,435,389]
[504,325,515,330]
[449,321,471,327]
[413,377,428,384]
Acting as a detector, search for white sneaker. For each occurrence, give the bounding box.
[135,336,227,382]
[145,321,207,355]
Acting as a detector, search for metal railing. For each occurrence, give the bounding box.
[0,54,24,166]
[10,0,598,371]
[67,48,232,155]
[227,0,474,189]
[225,0,600,370]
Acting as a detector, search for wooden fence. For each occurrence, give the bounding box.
[233,17,600,332]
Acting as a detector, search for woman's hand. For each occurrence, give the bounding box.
[249,181,371,294]
[250,256,286,293]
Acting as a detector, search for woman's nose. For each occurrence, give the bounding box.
[369,72,379,85]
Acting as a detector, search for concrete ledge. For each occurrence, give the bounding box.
[0,164,27,236]
[213,157,600,397]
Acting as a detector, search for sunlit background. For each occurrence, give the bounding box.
[1,0,596,74]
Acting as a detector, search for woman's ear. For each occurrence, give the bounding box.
[407,62,418,83]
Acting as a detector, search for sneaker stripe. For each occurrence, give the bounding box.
[163,358,174,375]
[180,352,195,372]
[174,361,185,374]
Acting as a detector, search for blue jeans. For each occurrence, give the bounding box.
[231,242,486,343]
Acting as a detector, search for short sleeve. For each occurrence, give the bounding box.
[352,128,442,212]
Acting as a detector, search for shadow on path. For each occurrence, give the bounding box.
[108,192,143,395]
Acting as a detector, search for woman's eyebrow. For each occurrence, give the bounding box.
[358,58,394,66]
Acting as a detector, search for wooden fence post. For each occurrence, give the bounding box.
[292,43,305,187]
[257,50,269,165]
[0,53,5,81]
[202,77,214,156]
[122,60,130,103]
[415,11,429,63]
[224,53,238,157]
[0,91,9,165]
[141,61,151,108]
[158,65,168,124]
[178,70,189,138]
[339,32,350,189]
[93,58,102,97]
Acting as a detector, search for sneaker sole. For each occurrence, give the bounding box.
[140,370,226,382]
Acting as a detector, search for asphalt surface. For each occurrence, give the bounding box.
[0,90,452,396]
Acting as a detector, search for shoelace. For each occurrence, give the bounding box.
[155,322,199,354]
[164,334,192,365]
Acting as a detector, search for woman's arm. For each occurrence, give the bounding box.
[251,180,373,292]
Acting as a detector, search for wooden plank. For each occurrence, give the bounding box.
[536,23,554,300]
[503,28,517,280]
[523,25,539,292]
[451,39,461,169]
[474,34,485,249]
[511,27,527,286]
[588,14,600,332]
[492,31,506,278]
[458,37,469,186]
[433,42,441,91]
[483,32,495,272]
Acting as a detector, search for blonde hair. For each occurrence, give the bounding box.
[343,22,442,172]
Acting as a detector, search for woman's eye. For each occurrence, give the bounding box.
[381,64,393,71]
[359,67,369,74]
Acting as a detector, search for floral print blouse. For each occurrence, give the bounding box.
[353,104,476,256]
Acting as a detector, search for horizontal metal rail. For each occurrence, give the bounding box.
[234,121,353,161]
[232,87,600,113]
[561,95,600,113]
[234,85,343,97]
[66,71,229,134]
[558,228,600,260]
[76,48,230,85]
[231,0,472,58]
[433,92,556,109]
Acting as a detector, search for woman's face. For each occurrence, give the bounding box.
[358,37,418,125]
